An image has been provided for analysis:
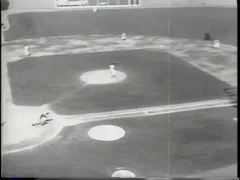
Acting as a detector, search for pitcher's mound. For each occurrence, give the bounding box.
[80,70,127,85]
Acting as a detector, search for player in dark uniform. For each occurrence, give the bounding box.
[32,112,53,126]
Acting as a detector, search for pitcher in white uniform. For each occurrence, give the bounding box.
[109,63,116,78]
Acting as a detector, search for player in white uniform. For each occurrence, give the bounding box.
[24,46,30,56]
[109,63,116,78]
[93,7,97,12]
[213,40,220,48]
[121,33,126,40]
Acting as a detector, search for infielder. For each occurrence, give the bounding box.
[24,46,30,56]
[32,112,53,126]
[121,33,127,40]
[213,40,220,48]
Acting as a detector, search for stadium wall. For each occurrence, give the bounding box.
[8,0,236,10]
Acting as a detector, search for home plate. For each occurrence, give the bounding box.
[88,125,125,141]
[111,169,136,178]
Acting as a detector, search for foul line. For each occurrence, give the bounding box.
[66,98,235,122]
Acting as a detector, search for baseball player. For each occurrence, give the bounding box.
[121,33,127,40]
[24,46,30,56]
[213,40,220,48]
[32,112,53,126]
[109,63,116,78]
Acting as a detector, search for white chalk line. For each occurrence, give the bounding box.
[145,103,235,116]
[65,98,231,120]
[63,99,236,125]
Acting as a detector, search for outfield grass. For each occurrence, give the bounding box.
[5,8,237,45]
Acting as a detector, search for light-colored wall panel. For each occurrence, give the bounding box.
[9,0,55,9]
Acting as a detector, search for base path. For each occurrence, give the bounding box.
[2,104,66,155]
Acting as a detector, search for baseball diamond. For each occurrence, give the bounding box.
[1,0,237,179]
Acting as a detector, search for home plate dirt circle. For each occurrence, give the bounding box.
[111,169,136,178]
[88,125,125,141]
[80,70,127,85]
